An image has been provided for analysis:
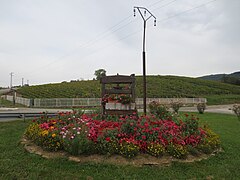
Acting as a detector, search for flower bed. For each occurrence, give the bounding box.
[24,112,220,159]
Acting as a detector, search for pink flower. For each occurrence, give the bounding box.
[142,135,146,140]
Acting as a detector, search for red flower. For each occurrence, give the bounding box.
[105,137,111,142]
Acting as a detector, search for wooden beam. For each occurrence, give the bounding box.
[105,89,131,94]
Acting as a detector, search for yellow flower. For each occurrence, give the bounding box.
[42,130,49,136]
[52,133,56,138]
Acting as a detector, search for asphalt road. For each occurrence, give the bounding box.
[180,104,234,114]
[0,104,235,122]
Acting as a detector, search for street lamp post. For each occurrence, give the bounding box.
[134,7,156,115]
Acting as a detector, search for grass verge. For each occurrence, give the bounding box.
[0,113,240,179]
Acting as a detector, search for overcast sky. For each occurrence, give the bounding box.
[0,0,239,87]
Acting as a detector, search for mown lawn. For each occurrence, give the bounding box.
[0,113,240,179]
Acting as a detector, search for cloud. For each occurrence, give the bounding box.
[0,0,239,87]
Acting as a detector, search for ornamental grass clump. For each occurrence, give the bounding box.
[24,111,221,159]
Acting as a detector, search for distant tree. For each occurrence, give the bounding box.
[221,76,240,86]
[94,69,106,80]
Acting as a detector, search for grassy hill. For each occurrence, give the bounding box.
[199,71,240,86]
[16,76,240,105]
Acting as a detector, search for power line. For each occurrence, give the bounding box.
[157,0,218,23]
[71,0,219,62]
[148,0,168,8]
[25,0,178,77]
[152,0,178,11]
[25,15,133,75]
[24,0,219,83]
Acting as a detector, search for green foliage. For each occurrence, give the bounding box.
[221,75,240,86]
[118,141,140,158]
[197,127,221,154]
[186,145,201,156]
[96,129,119,155]
[120,119,137,135]
[148,101,171,119]
[94,69,106,80]
[17,80,101,98]
[63,132,96,156]
[197,103,206,114]
[107,94,132,104]
[146,143,165,157]
[206,94,240,105]
[170,100,183,114]
[24,123,63,151]
[0,98,25,107]
[24,123,40,141]
[181,114,200,135]
[1,113,240,179]
[232,104,240,120]
[96,140,119,155]
[166,143,188,159]
[16,76,240,105]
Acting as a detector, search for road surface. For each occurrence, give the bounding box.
[0,104,236,122]
[180,104,234,115]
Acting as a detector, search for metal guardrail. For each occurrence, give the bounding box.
[0,112,59,121]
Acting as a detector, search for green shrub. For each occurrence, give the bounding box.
[197,127,220,154]
[24,123,40,141]
[148,101,171,120]
[181,114,200,135]
[186,145,200,156]
[96,129,119,155]
[170,100,183,114]
[118,141,139,158]
[120,119,137,135]
[96,140,119,155]
[63,129,96,155]
[232,104,240,120]
[25,123,63,151]
[197,103,206,114]
[146,143,165,157]
[167,143,188,159]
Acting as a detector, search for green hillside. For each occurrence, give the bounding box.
[199,71,240,86]
[16,75,240,105]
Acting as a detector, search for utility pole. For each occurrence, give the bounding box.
[10,72,14,89]
[134,6,156,115]
[22,78,24,86]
